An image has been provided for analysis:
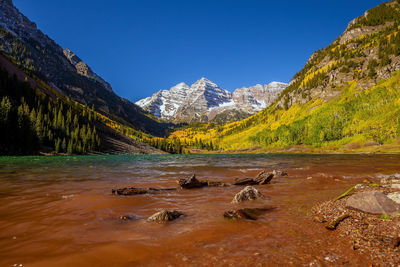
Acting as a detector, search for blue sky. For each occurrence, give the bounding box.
[14,0,384,101]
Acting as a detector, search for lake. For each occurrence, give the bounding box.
[1,154,399,266]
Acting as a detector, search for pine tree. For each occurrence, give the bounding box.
[62,138,66,152]
[67,140,73,154]
[73,114,78,127]
[55,138,61,153]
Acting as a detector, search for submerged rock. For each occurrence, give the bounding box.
[119,213,137,221]
[272,170,288,177]
[223,207,273,220]
[232,186,266,203]
[346,191,400,215]
[177,174,208,189]
[147,210,184,222]
[206,181,229,187]
[112,187,177,196]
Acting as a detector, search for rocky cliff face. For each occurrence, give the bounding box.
[275,0,400,110]
[63,48,113,92]
[136,78,287,123]
[0,0,168,136]
[232,82,288,113]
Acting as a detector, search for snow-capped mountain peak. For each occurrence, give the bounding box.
[136,78,288,123]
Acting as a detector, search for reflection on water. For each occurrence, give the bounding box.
[0,154,399,266]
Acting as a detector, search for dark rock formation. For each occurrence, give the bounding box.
[233,170,286,185]
[254,170,274,185]
[177,174,228,189]
[177,174,208,189]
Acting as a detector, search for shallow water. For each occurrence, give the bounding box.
[0,154,399,266]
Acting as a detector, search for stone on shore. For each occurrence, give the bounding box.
[346,191,400,215]
[147,210,184,222]
[381,175,400,185]
[232,186,265,203]
[325,213,351,230]
[177,174,208,189]
[387,192,400,204]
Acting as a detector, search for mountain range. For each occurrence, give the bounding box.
[1,0,400,155]
[136,78,287,123]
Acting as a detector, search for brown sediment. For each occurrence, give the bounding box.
[1,154,400,266]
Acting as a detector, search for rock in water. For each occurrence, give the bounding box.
[147,210,184,222]
[232,186,266,203]
[233,177,259,186]
[119,213,137,221]
[112,187,177,195]
[272,170,288,176]
[233,169,286,185]
[254,170,274,185]
[177,174,207,189]
[223,207,273,220]
[206,181,229,187]
[346,191,400,215]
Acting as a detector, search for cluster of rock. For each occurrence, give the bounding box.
[111,169,286,223]
[312,175,400,265]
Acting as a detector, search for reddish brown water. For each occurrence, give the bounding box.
[0,154,399,266]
